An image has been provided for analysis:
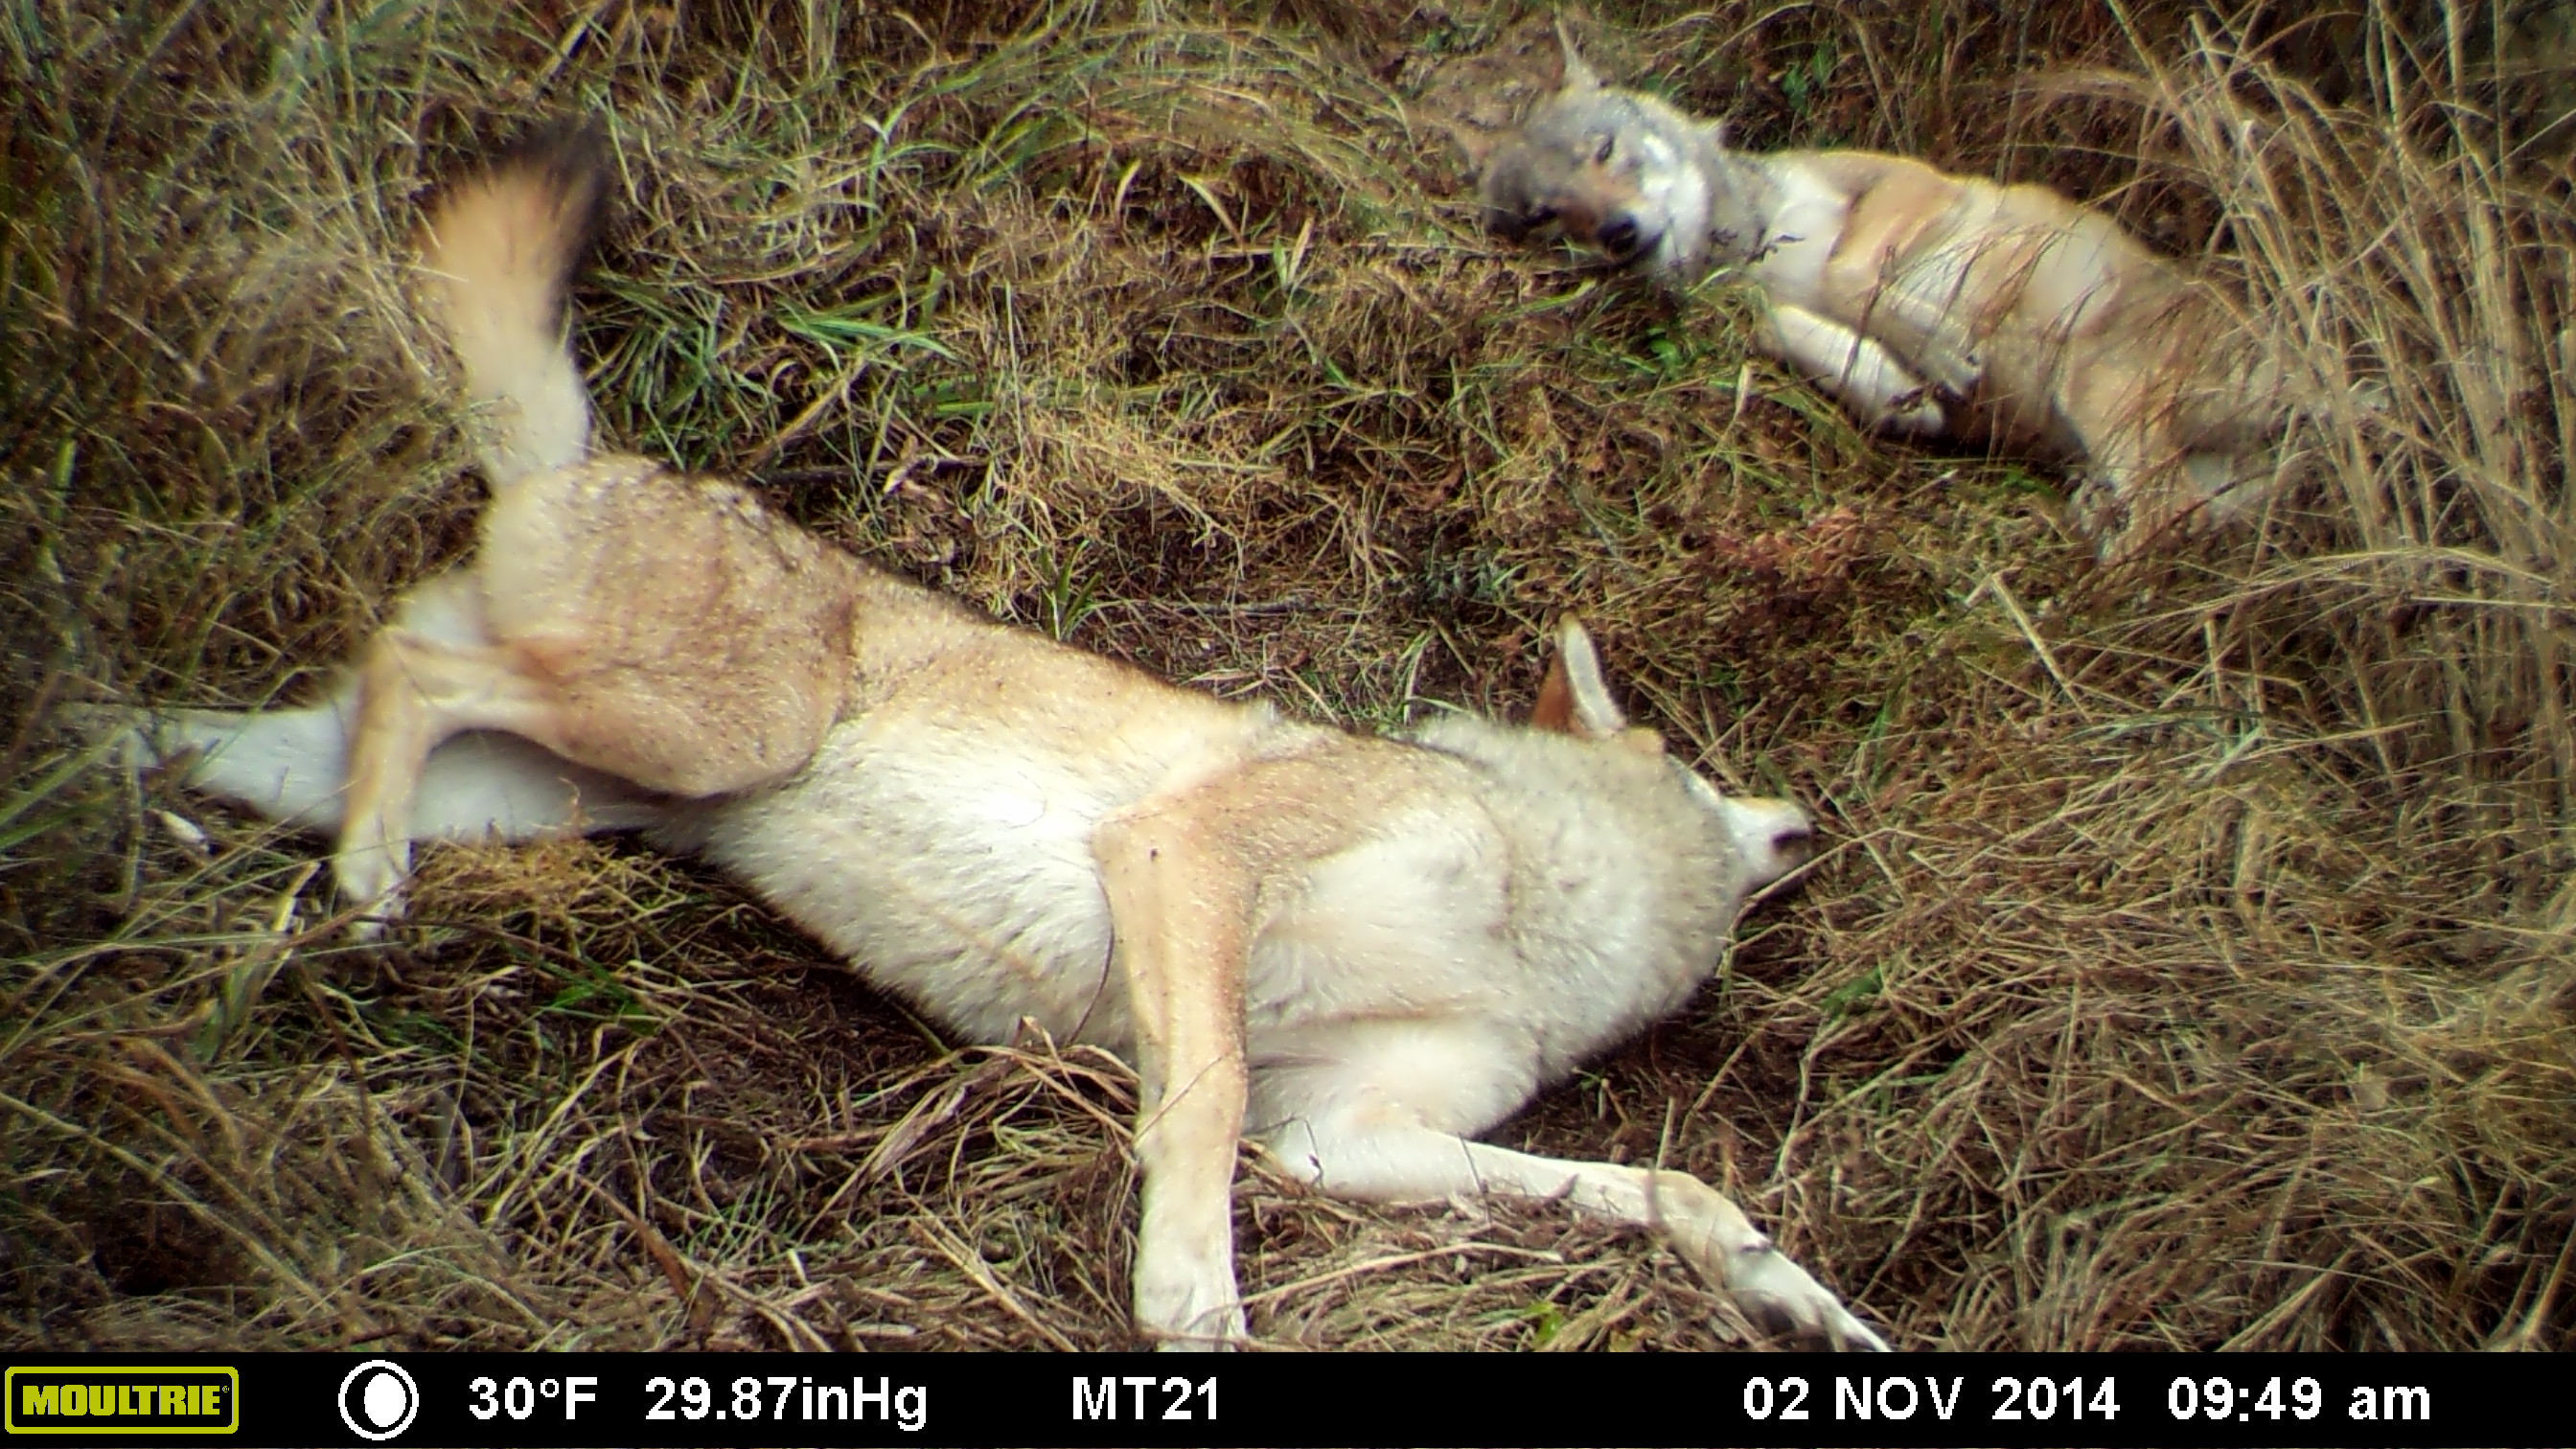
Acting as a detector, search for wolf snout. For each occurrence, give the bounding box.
[1768,818,1815,872]
[1721,796,1814,886]
[1594,213,1644,260]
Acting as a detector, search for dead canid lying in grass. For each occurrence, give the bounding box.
[123,125,1890,1351]
[1472,24,2330,562]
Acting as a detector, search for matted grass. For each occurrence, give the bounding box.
[3,0,2569,1349]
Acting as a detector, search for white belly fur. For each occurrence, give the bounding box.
[670,707,1140,1050]
[670,720,1531,1067]
[656,700,1729,1133]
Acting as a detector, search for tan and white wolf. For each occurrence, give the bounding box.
[126,126,1890,1351]
[1475,25,2304,561]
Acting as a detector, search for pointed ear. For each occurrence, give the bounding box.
[1532,651,1577,734]
[1532,619,1629,739]
[1552,18,1601,93]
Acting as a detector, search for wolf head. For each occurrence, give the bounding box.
[1530,619,1813,888]
[1477,24,1766,285]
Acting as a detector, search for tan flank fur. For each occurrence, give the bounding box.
[134,126,1890,1351]
[1476,24,2307,560]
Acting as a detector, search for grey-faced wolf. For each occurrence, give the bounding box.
[1475,24,2308,562]
[122,125,1890,1351]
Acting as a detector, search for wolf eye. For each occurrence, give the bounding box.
[1594,133,1616,164]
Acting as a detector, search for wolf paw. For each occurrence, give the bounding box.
[331,841,411,939]
[56,703,162,770]
[1150,1315,1247,1353]
[1881,387,1949,438]
[2069,476,2130,555]
[1135,1249,1248,1352]
[1138,1287,1247,1351]
[1728,1239,1891,1351]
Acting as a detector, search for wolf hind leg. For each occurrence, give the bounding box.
[1258,1087,1890,1350]
[338,601,742,931]
[126,693,663,845]
[1761,303,1949,437]
[2067,400,2239,563]
[336,632,575,930]
[146,699,361,832]
[2182,448,2286,533]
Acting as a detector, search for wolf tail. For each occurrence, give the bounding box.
[415,121,611,488]
[130,127,655,846]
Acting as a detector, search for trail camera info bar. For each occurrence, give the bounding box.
[0,1353,2523,1447]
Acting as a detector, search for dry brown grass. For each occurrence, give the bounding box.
[3,0,2569,1350]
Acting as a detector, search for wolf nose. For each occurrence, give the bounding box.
[1720,796,1813,886]
[1596,215,1642,258]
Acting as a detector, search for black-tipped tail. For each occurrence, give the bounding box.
[416,117,614,487]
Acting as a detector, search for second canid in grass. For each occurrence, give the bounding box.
[128,123,1890,1351]
[1476,24,2312,562]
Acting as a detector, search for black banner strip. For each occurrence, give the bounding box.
[0,1352,2532,1448]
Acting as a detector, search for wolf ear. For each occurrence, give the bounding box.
[1552,18,1602,94]
[1532,619,1630,740]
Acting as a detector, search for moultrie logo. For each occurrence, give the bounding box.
[5,1367,239,1434]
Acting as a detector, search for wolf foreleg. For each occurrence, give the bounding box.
[1093,803,1257,1351]
[1762,303,1950,437]
[1262,1101,1890,1350]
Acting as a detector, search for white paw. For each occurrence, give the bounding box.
[1135,1254,1247,1351]
[1151,1322,1243,1353]
[2070,473,2125,540]
[1138,1286,1246,1350]
[1729,1240,1891,1351]
[58,703,160,770]
[1881,391,1949,438]
[332,840,410,938]
[1142,1299,1246,1351]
